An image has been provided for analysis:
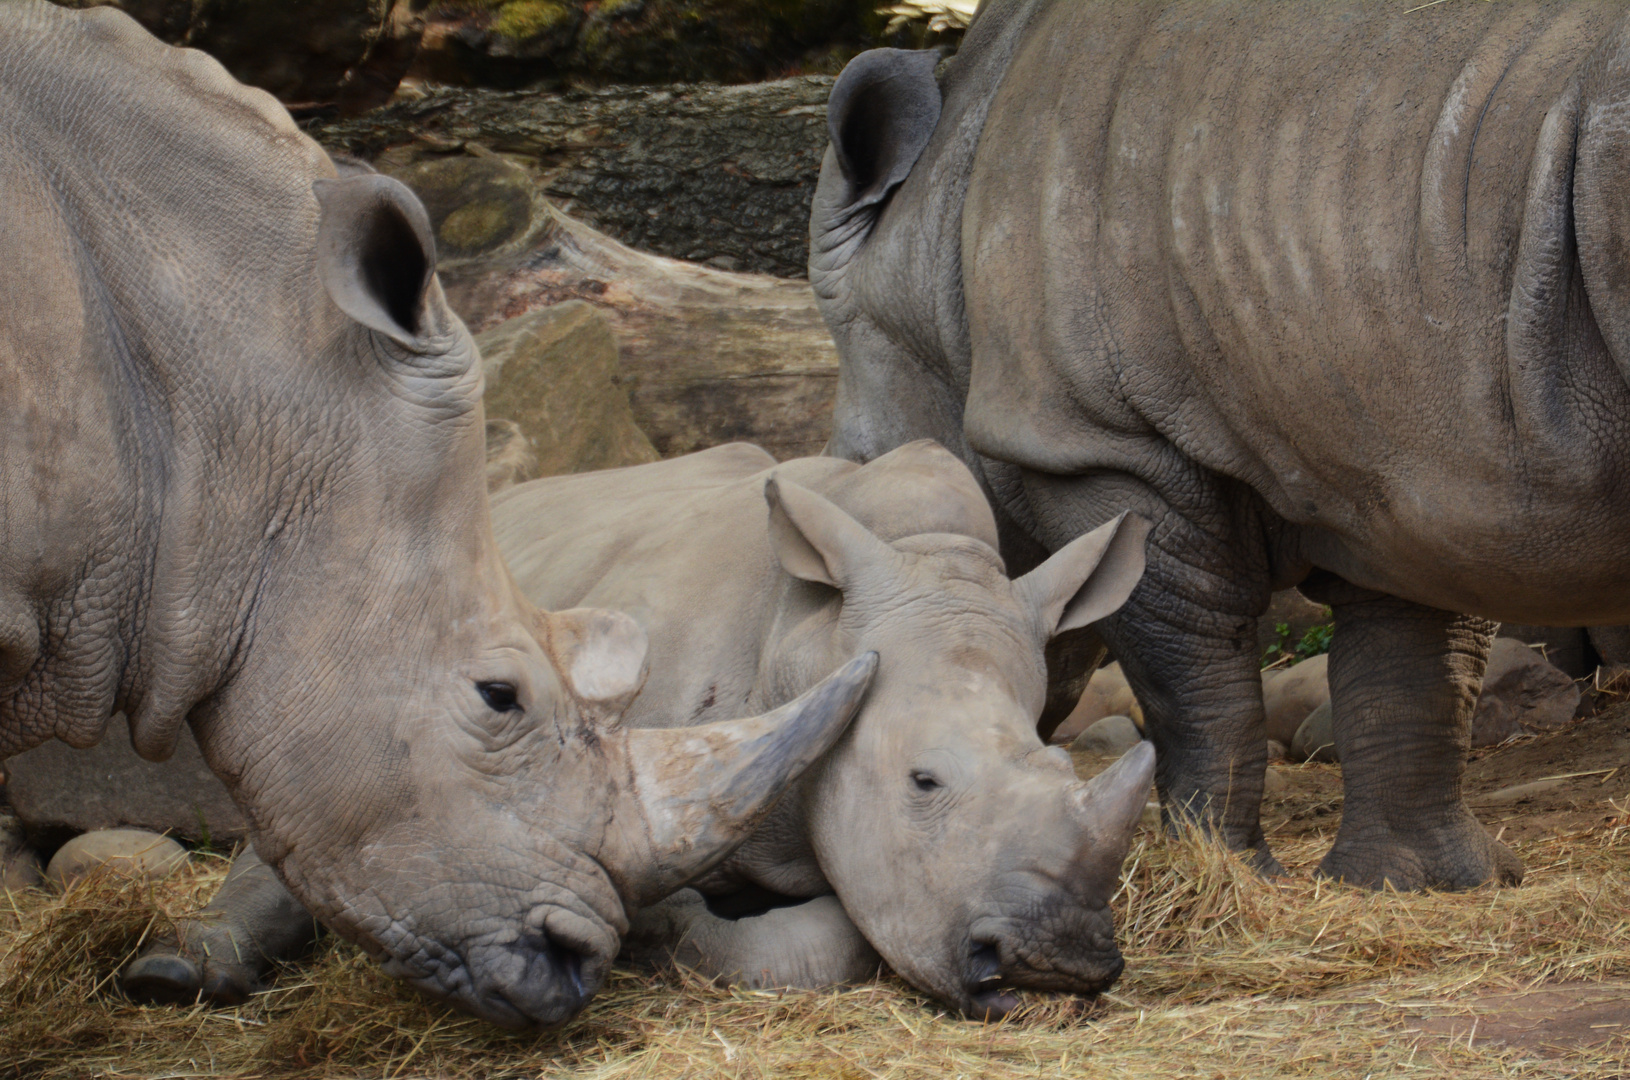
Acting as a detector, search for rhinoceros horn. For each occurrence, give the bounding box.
[606,652,878,906]
[1068,740,1157,894]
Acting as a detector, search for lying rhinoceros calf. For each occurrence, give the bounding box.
[811,0,1630,890]
[2,0,872,1028]
[133,440,1153,1017]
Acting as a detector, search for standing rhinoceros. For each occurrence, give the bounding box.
[129,440,1154,1018]
[0,0,873,1027]
[811,0,1630,890]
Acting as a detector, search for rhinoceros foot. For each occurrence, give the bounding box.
[122,849,316,1007]
[1317,804,1524,891]
[121,950,205,1005]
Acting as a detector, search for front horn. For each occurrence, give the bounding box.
[605,652,878,906]
[1068,740,1157,895]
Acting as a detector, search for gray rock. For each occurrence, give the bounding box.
[1292,702,1338,763]
[5,725,246,844]
[1262,767,1287,795]
[1069,715,1144,756]
[46,829,187,889]
[1265,738,1290,763]
[1,808,42,891]
[479,301,660,482]
[1471,638,1580,748]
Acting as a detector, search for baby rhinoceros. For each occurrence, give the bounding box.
[495,440,1155,1017]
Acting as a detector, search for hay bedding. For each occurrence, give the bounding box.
[3,767,1627,1078]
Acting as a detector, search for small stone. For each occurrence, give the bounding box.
[1069,715,1144,756]
[46,829,187,890]
[1292,702,1338,763]
[1265,739,1290,763]
[1263,767,1288,794]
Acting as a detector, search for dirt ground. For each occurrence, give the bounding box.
[1081,699,1630,1063]
[1253,697,1630,848]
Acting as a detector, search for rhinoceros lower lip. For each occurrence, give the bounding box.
[964,942,1019,1018]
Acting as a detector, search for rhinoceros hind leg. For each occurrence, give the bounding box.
[624,889,881,989]
[1315,583,1521,890]
[122,848,318,1007]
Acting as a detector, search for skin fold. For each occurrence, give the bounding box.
[811,0,1630,889]
[3,0,874,1027]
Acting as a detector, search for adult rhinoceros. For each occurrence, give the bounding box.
[812,0,1630,890]
[0,0,872,1027]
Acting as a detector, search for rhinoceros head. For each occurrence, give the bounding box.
[762,476,1154,1017]
[157,169,875,1028]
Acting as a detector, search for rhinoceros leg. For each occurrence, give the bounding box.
[1018,469,1280,870]
[1317,584,1521,890]
[623,889,882,989]
[122,849,317,1006]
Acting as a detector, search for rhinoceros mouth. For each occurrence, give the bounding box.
[965,942,1021,1019]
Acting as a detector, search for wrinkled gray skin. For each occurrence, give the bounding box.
[813,0,1630,890]
[495,441,1154,1019]
[1,1,875,1028]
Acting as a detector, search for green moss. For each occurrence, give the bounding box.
[491,0,573,41]
[439,199,517,252]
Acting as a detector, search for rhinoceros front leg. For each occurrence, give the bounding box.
[122,849,317,1006]
[623,890,882,989]
[1317,583,1521,889]
[1019,469,1279,870]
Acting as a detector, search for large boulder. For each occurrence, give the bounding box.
[478,300,659,482]
[4,726,248,845]
[1471,638,1580,748]
[374,152,839,460]
[1261,654,1330,747]
[52,0,425,113]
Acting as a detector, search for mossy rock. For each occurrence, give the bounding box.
[389,153,540,259]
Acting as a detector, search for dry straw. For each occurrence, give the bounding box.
[2,812,1626,1079]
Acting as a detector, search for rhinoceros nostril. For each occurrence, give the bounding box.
[968,942,1002,984]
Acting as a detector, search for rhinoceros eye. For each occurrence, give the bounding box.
[911,770,943,793]
[476,681,522,713]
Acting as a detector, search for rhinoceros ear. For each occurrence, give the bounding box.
[826,48,942,212]
[765,476,896,590]
[544,608,649,720]
[313,174,438,348]
[1016,512,1151,636]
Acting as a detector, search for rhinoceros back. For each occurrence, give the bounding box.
[961,0,1630,618]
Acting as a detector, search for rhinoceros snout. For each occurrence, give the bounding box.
[962,926,1126,1020]
[462,932,595,1029]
